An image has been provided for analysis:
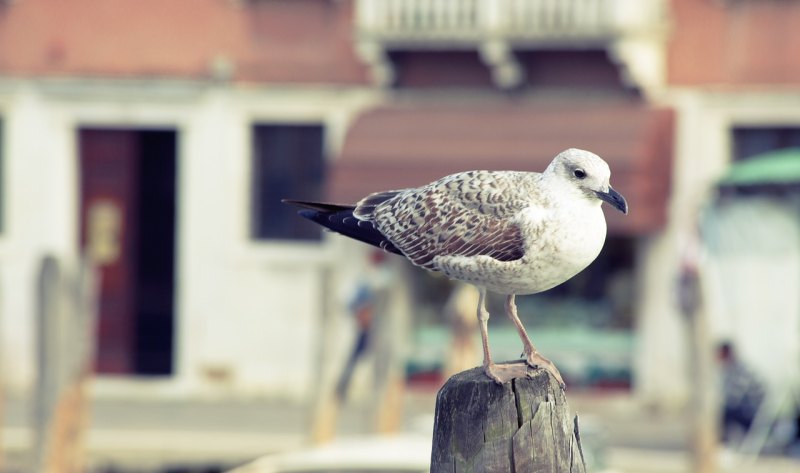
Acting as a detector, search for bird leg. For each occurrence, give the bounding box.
[477,288,530,384]
[505,294,565,388]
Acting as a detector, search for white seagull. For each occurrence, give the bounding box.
[286,148,628,387]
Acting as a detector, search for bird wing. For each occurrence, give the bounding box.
[364,171,541,269]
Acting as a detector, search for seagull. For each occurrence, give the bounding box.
[285,148,627,386]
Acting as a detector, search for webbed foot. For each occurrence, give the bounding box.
[483,361,533,384]
[525,352,566,390]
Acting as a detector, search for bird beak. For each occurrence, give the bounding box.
[595,186,628,214]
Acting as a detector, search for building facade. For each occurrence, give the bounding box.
[2,0,792,405]
[639,0,800,406]
[0,0,382,398]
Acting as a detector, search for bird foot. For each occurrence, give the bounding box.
[483,361,533,384]
[524,351,566,389]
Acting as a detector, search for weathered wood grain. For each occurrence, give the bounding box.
[431,363,586,473]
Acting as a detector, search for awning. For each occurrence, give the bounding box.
[719,148,800,187]
[329,100,674,235]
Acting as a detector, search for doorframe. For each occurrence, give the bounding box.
[69,118,187,392]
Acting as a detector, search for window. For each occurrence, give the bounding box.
[251,124,326,240]
[732,127,800,161]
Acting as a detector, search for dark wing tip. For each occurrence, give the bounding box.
[283,199,356,213]
[298,209,317,220]
[291,205,404,257]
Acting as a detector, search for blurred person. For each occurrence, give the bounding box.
[335,280,378,401]
[312,249,398,443]
[336,250,392,402]
[718,341,765,444]
[792,409,800,456]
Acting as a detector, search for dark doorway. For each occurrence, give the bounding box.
[79,128,177,376]
[135,131,177,375]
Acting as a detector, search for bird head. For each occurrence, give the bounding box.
[546,148,628,214]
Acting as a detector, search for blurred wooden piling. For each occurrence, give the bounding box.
[33,255,98,473]
[430,365,586,473]
[680,264,718,473]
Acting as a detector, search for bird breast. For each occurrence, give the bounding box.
[515,202,607,293]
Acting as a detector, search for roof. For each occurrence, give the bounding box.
[329,100,674,235]
[0,0,368,83]
[719,148,800,187]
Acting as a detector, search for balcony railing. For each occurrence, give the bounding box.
[354,0,668,91]
[356,0,664,43]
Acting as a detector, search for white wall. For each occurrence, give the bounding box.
[0,78,381,400]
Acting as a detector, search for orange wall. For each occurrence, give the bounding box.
[669,0,800,85]
[0,0,369,84]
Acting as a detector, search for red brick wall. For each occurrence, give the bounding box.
[669,0,800,85]
[0,0,369,84]
[242,0,368,83]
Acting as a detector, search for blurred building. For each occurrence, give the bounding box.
[0,1,796,407]
[0,0,380,399]
[647,0,800,407]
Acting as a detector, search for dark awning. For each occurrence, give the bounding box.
[329,100,673,235]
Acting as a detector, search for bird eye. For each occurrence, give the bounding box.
[573,169,586,179]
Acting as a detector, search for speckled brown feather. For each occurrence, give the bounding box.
[355,171,544,270]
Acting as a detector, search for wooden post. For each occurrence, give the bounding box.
[431,365,586,473]
[32,255,98,473]
[33,256,61,472]
[680,262,718,473]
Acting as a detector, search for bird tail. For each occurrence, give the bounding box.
[282,199,403,256]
